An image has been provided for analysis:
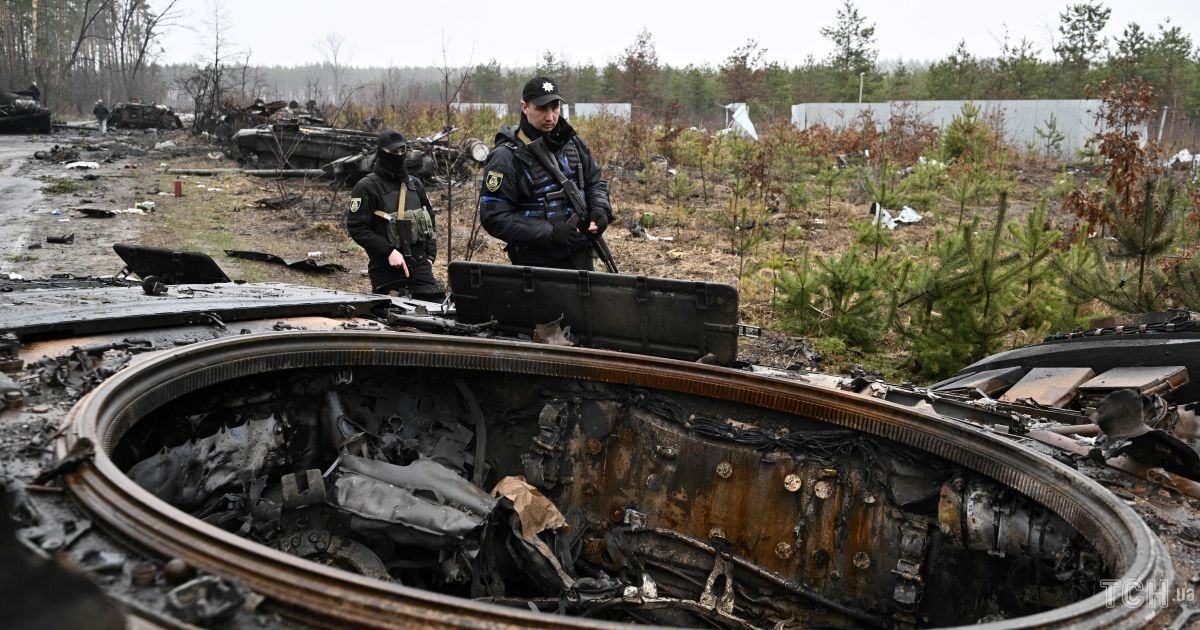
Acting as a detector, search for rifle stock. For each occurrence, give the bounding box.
[526,138,620,273]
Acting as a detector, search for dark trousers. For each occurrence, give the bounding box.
[373,257,445,301]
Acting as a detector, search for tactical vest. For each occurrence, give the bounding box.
[503,136,583,221]
[373,178,436,259]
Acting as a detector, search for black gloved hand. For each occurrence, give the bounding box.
[589,209,609,234]
[551,221,578,245]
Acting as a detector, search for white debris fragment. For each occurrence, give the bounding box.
[897,206,923,224]
[64,161,100,169]
[1166,149,1194,167]
[870,203,898,230]
[154,140,176,149]
[870,203,923,230]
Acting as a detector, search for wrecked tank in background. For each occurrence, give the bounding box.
[215,100,326,143]
[107,102,183,130]
[0,91,51,134]
[232,122,486,186]
[232,124,376,170]
[323,126,489,186]
[0,244,1195,628]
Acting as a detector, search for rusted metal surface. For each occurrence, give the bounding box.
[999,367,1096,407]
[1026,430,1200,501]
[57,332,1173,628]
[14,316,379,366]
[957,334,1200,402]
[1079,366,1189,399]
[1,282,387,339]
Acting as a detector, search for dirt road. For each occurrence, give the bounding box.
[0,131,152,279]
[0,134,55,276]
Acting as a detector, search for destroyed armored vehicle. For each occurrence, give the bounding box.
[107,102,183,130]
[232,124,376,169]
[215,100,327,144]
[322,125,489,186]
[233,123,487,186]
[1,245,1197,628]
[0,91,51,134]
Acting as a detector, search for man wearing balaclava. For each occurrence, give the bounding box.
[478,76,612,270]
[346,129,445,301]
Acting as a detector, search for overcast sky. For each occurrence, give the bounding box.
[159,0,1197,69]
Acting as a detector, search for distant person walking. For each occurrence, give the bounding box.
[93,100,109,134]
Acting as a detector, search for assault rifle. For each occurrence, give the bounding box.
[525,137,619,273]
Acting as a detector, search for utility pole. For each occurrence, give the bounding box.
[858,72,865,104]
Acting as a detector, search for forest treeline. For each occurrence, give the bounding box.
[1,0,1197,127]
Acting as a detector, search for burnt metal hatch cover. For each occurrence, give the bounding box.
[449,261,739,365]
[113,243,231,284]
[0,283,389,340]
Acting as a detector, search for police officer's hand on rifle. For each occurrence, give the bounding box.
[588,209,609,235]
[387,249,411,277]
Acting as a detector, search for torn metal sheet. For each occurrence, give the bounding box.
[224,250,349,274]
[113,243,231,284]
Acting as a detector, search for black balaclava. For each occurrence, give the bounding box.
[376,148,408,179]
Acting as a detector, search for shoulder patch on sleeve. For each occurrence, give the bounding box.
[485,171,504,192]
[349,197,362,213]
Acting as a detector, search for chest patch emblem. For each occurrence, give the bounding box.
[349,197,362,213]
[485,171,504,192]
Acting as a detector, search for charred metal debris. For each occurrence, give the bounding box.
[111,366,1099,627]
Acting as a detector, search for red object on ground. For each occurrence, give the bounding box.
[173,178,182,197]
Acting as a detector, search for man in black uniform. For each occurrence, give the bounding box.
[346,129,445,301]
[478,76,612,270]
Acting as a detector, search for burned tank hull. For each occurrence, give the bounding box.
[108,102,183,130]
[232,124,376,169]
[62,331,1168,628]
[0,251,1194,628]
[0,91,51,134]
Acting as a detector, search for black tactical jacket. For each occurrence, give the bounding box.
[478,126,610,262]
[346,166,436,289]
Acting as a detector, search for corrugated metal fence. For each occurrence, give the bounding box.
[790,100,1152,160]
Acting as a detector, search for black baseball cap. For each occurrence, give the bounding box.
[522,76,564,107]
[377,129,408,152]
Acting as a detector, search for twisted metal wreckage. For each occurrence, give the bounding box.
[1,244,1198,628]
